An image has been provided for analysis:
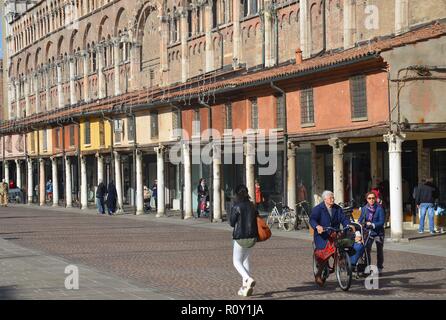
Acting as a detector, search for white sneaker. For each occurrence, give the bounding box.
[244,277,256,289]
[239,286,253,297]
[237,287,245,296]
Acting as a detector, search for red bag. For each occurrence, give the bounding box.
[314,233,336,262]
[257,216,272,242]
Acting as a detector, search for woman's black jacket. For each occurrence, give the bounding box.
[230,200,258,240]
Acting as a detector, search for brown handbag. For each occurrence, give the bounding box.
[257,216,272,242]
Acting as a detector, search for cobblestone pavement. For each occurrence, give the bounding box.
[1,205,446,300]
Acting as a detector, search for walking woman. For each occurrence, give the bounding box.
[229,184,258,297]
[106,181,118,215]
[196,178,209,218]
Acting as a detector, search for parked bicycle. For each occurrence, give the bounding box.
[339,200,356,221]
[296,200,310,229]
[312,226,353,291]
[266,200,297,232]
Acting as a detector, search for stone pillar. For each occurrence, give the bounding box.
[160,15,169,86]
[112,37,121,96]
[80,156,88,209]
[343,0,356,49]
[155,145,165,217]
[299,0,311,59]
[27,158,33,204]
[370,141,379,187]
[245,141,256,201]
[65,156,72,207]
[45,67,51,111]
[129,42,142,90]
[213,144,222,222]
[24,78,30,116]
[383,132,406,241]
[183,143,193,219]
[96,153,104,184]
[204,3,214,72]
[51,157,59,206]
[39,158,45,206]
[114,151,123,212]
[97,44,106,99]
[328,138,347,205]
[15,160,22,189]
[136,150,144,215]
[82,50,90,102]
[232,0,241,67]
[264,1,274,66]
[4,161,9,185]
[57,61,64,108]
[180,8,189,82]
[287,142,297,211]
[69,56,77,105]
[395,0,409,35]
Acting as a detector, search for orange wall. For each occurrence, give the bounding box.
[258,95,277,131]
[64,124,79,153]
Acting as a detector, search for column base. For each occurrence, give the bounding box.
[52,203,59,207]
[184,215,194,220]
[156,212,165,218]
[136,210,144,215]
[212,218,223,223]
[81,206,88,210]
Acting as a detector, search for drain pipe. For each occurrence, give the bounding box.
[270,81,288,206]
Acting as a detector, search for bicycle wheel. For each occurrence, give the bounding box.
[283,212,297,231]
[336,251,352,291]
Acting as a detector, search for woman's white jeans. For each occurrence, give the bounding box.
[233,240,252,285]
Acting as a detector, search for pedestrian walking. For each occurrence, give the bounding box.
[415,177,439,234]
[196,178,209,218]
[358,192,385,274]
[46,179,53,203]
[254,179,264,209]
[143,185,152,212]
[229,184,258,297]
[96,179,107,214]
[0,179,9,207]
[151,180,158,210]
[106,181,118,215]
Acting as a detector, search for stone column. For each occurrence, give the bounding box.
[96,153,104,184]
[183,143,193,219]
[112,37,121,96]
[160,15,169,86]
[114,151,123,212]
[65,156,72,207]
[180,8,189,82]
[45,67,51,111]
[370,141,379,187]
[213,144,222,222]
[299,0,311,59]
[264,0,273,66]
[51,157,59,206]
[384,132,406,241]
[39,158,45,206]
[80,155,88,209]
[69,55,77,105]
[27,158,33,204]
[245,141,256,201]
[287,142,297,211]
[97,44,106,99]
[57,61,64,108]
[343,0,356,49]
[15,160,22,189]
[15,80,21,118]
[155,145,165,217]
[136,150,144,215]
[82,50,90,102]
[232,0,241,67]
[24,78,30,116]
[129,42,142,90]
[328,138,347,205]
[395,0,409,35]
[204,3,214,72]
[4,161,9,185]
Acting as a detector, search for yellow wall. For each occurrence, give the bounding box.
[38,129,53,156]
[26,131,39,156]
[80,118,111,151]
[135,108,176,146]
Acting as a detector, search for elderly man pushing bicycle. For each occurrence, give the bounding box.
[310,190,356,286]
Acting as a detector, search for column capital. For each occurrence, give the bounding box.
[383,131,406,153]
[68,55,77,63]
[112,37,121,47]
[328,138,347,155]
[113,151,120,159]
[154,144,166,154]
[287,141,298,157]
[95,152,103,159]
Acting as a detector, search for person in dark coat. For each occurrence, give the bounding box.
[416,177,439,234]
[96,180,107,214]
[229,184,258,297]
[196,178,209,218]
[310,190,355,286]
[106,181,118,215]
[358,192,385,273]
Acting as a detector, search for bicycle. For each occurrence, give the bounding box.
[295,200,310,229]
[266,200,297,232]
[312,226,353,291]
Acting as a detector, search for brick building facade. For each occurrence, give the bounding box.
[1,0,446,240]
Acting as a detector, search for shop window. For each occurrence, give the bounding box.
[350,75,367,119]
[300,87,314,125]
